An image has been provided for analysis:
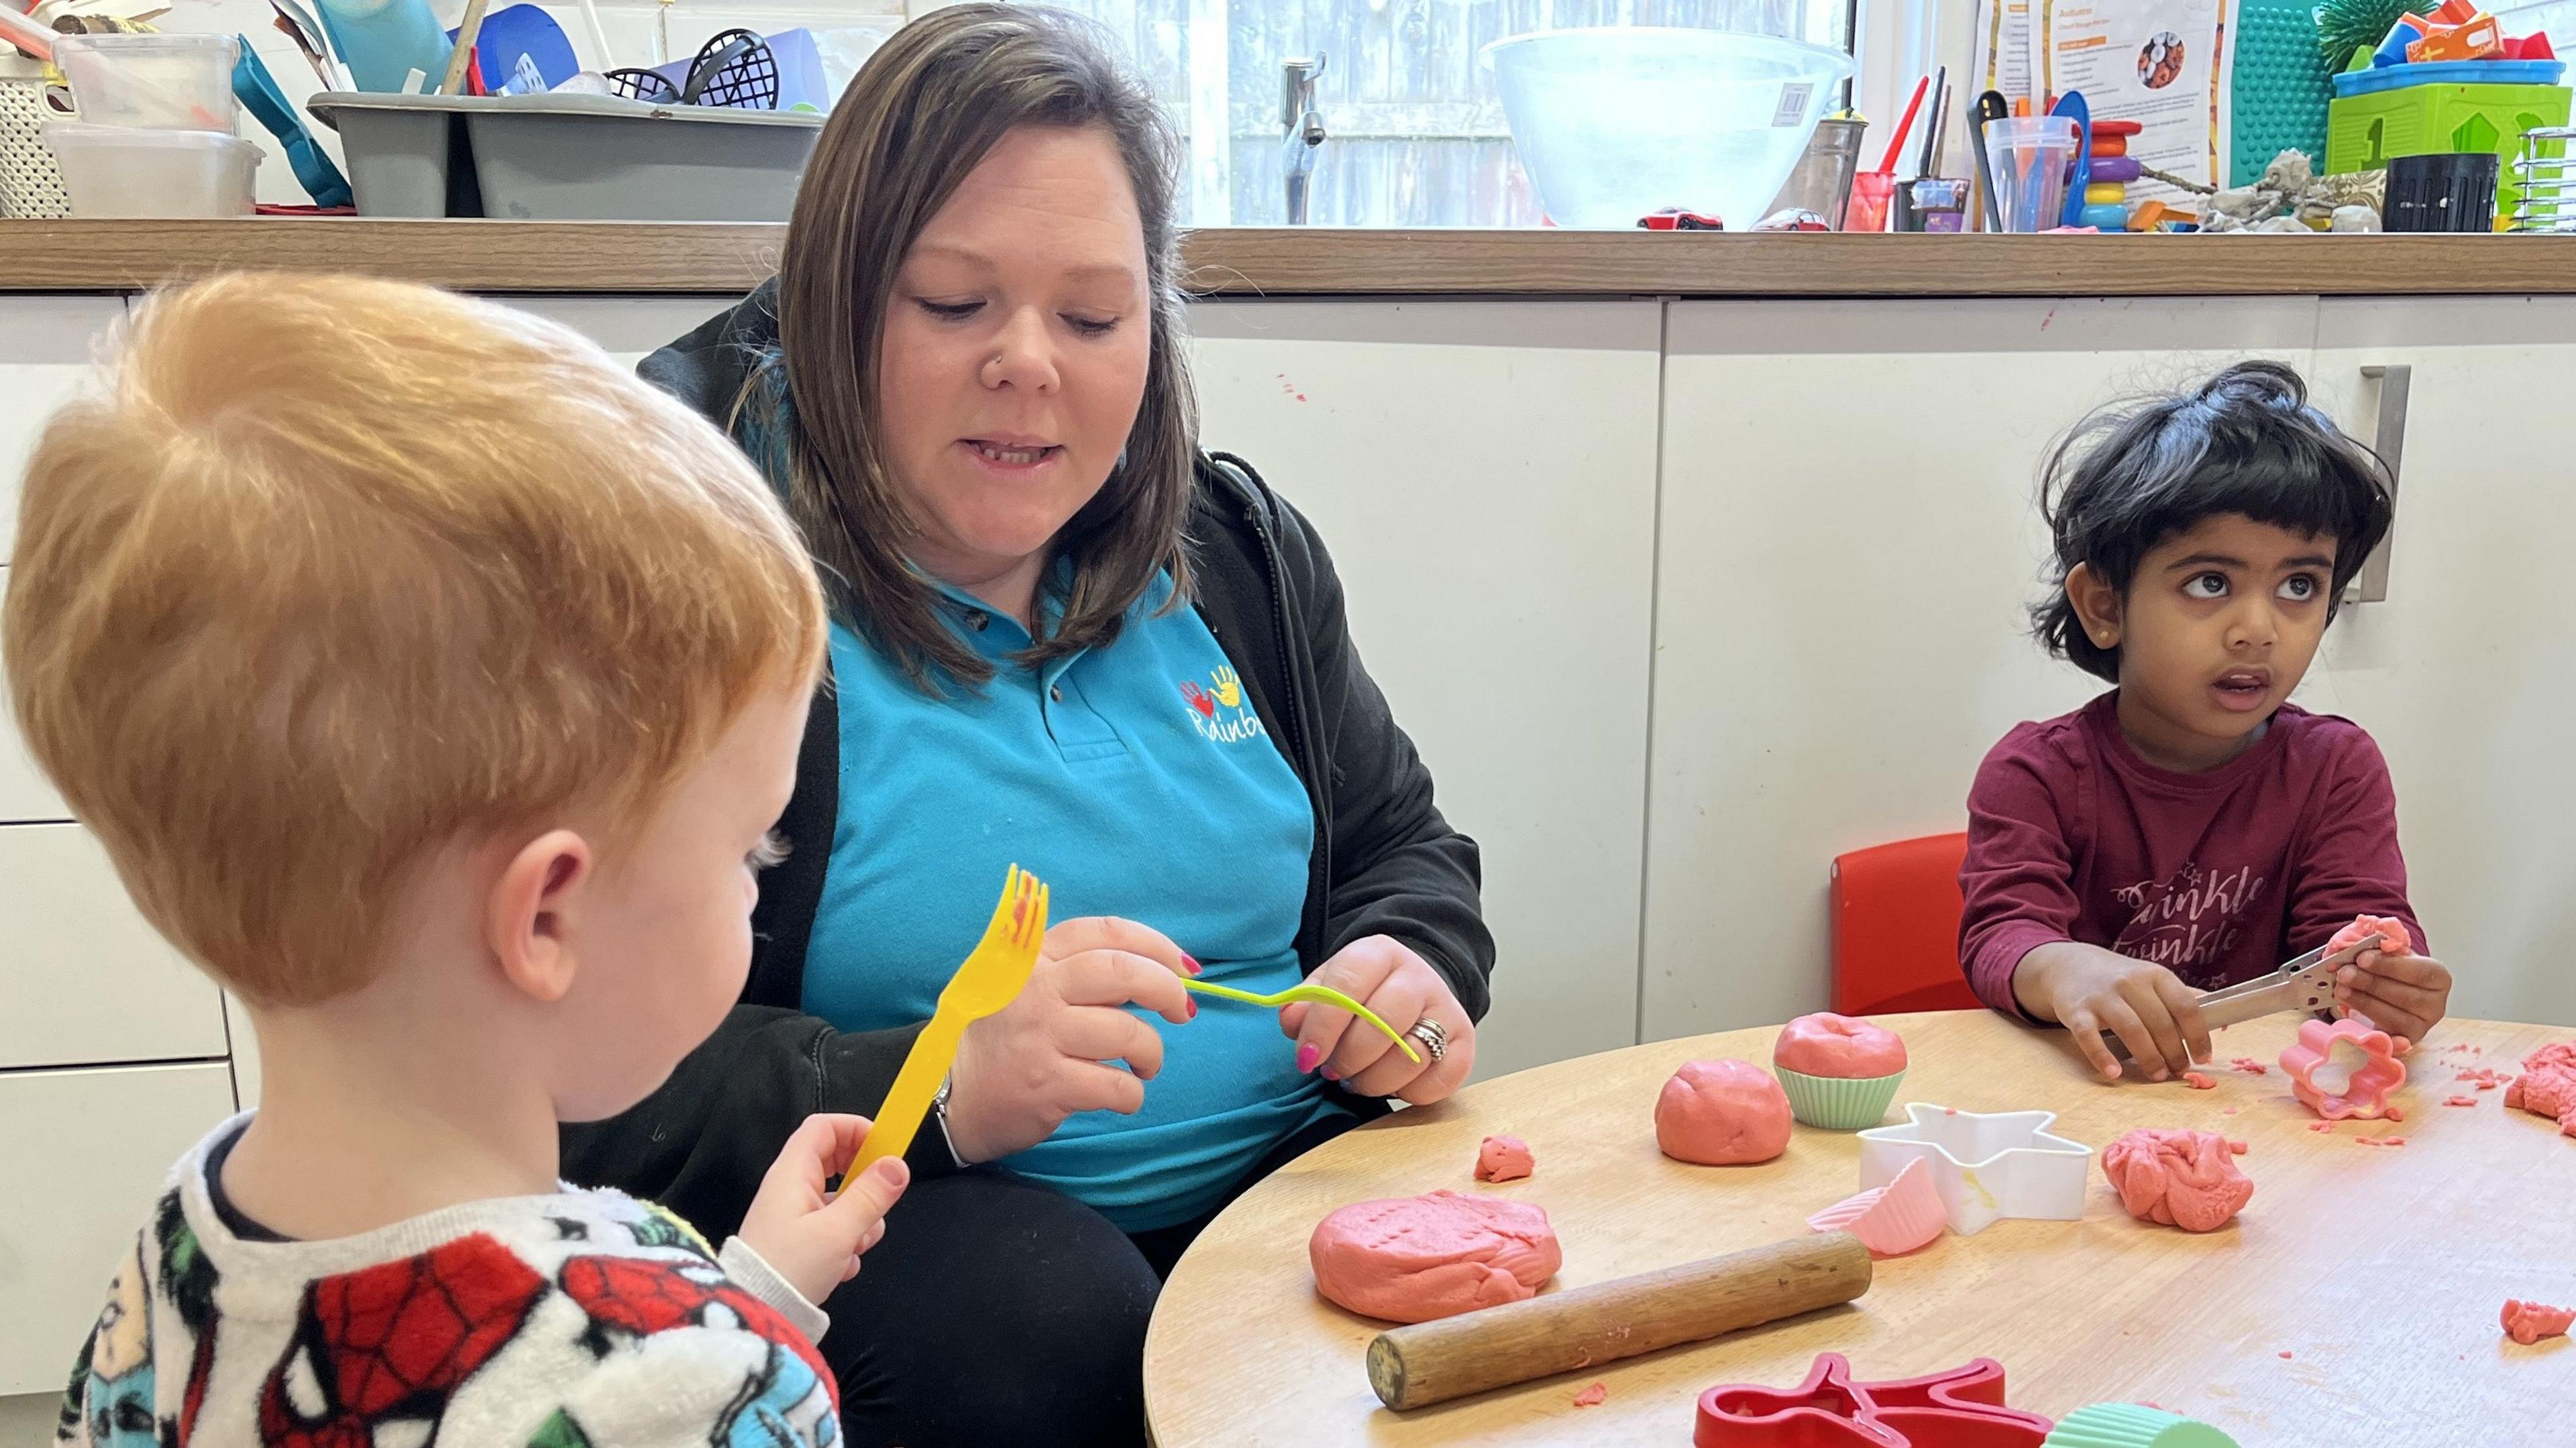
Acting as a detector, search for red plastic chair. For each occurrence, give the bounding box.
[1829,832,1980,1017]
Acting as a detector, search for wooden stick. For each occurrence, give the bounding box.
[440,0,492,97]
[1364,1232,1872,1410]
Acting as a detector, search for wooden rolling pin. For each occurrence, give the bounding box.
[1365,1231,1872,1410]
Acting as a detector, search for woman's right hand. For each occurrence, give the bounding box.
[2013,941,2212,1083]
[940,916,1198,1164]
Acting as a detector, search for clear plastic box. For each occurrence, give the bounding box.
[43,124,258,217]
[52,33,239,132]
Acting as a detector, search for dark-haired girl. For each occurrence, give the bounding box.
[1958,360,2452,1083]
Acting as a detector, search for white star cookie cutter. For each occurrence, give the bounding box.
[1856,1103,2092,1235]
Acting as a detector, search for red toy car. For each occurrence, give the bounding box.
[1638,208,1725,230]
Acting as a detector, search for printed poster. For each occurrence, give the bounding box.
[2031,0,2236,203]
[1971,0,2037,107]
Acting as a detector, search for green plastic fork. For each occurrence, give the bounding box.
[1183,977,1422,1064]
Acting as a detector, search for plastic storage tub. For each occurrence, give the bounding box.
[2326,67,2571,223]
[307,91,822,220]
[1487,27,1852,229]
[52,33,239,131]
[43,124,258,217]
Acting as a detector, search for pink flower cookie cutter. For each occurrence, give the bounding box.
[2278,1017,2406,1120]
[1694,1353,2053,1447]
[1856,1105,2092,1235]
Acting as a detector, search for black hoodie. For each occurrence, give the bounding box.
[559,284,1493,1240]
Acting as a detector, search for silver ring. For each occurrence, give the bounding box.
[1407,1016,1449,1064]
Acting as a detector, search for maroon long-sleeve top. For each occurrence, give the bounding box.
[1960,692,2427,1017]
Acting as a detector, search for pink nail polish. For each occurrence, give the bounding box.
[1296,1044,1320,1074]
[1185,998,1197,1020]
[1322,1066,1341,1082]
[1183,954,1203,975]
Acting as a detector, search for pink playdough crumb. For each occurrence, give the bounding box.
[2384,1107,2404,1122]
[1474,1134,1536,1183]
[2222,1105,2239,1115]
[2230,1058,2270,1075]
[1572,1382,1609,1408]
[2447,1097,2480,1107]
[2228,1139,2249,1154]
[2354,1135,2407,1146]
[2502,1300,2575,1345]
[2184,1072,2217,1090]
[2278,1350,2294,1359]
[2308,1122,2334,1133]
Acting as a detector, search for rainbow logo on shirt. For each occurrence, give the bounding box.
[1179,667,1266,745]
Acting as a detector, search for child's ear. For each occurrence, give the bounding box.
[487,830,592,1003]
[2066,563,2124,651]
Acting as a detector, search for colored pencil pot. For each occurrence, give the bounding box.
[1774,1065,1907,1130]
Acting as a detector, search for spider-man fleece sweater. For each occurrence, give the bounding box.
[56,1116,838,1448]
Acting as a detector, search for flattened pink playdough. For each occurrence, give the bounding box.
[1656,1059,1792,1165]
[2102,1128,2254,1232]
[1309,1190,1561,1324]
[1475,1134,1535,1182]
[1773,1013,1908,1078]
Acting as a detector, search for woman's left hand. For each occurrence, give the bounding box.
[1279,935,1474,1104]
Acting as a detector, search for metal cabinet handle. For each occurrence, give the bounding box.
[2349,364,2410,604]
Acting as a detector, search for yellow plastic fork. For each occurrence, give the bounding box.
[851,865,1049,1176]
[1182,979,1421,1064]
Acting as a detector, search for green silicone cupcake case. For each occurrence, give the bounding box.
[2043,1402,2241,1448]
[1774,1065,1906,1131]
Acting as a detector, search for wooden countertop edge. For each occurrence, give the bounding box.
[9,219,2576,296]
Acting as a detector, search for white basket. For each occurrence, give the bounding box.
[1,56,72,219]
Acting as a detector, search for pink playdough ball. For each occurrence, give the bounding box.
[1774,1013,1909,1078]
[1656,1058,1792,1165]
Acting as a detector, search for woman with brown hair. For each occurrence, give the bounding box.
[564,6,1493,1442]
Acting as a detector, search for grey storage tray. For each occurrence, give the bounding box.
[308,92,820,221]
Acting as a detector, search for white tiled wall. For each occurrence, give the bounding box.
[152,0,908,205]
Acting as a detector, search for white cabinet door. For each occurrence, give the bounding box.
[0,1062,237,1398]
[0,824,227,1070]
[0,575,70,824]
[498,294,749,370]
[1191,300,1664,1076]
[2310,298,2576,1032]
[1644,297,2321,1038]
[0,297,122,565]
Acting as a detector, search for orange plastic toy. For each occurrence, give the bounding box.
[2408,13,2506,62]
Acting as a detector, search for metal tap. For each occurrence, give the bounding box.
[1281,53,1327,225]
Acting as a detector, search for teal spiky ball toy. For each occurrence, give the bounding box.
[2314,0,2436,67]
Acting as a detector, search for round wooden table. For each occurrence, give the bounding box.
[1143,1011,2575,1445]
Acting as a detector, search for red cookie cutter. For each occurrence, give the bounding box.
[2279,1017,2406,1120]
[1695,1353,2054,1447]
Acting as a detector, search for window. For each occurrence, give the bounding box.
[1058,0,1856,225]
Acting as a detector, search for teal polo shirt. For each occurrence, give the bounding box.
[801,571,1342,1232]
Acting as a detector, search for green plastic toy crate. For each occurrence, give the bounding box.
[2328,80,2573,222]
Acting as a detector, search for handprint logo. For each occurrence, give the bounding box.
[1179,679,1218,717]
[1212,666,1243,710]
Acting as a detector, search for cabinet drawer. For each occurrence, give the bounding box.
[0,824,227,1069]
[0,296,125,565]
[0,1061,237,1397]
[0,585,73,822]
